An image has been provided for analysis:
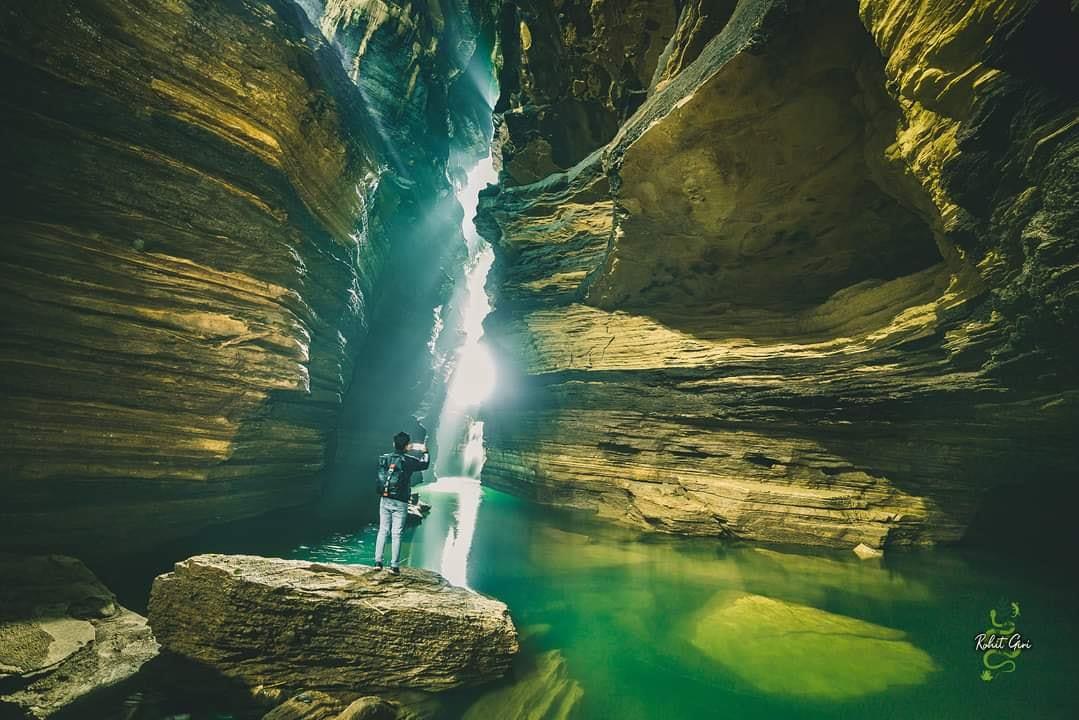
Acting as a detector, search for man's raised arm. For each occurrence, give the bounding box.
[405,442,430,471]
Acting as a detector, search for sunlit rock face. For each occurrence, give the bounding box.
[0,0,494,552]
[479,0,1079,548]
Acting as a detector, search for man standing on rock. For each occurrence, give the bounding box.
[374,431,430,574]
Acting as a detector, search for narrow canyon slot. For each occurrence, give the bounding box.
[1,1,1076,719]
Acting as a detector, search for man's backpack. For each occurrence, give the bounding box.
[377,452,407,499]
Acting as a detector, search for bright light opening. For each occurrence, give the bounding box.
[444,245,496,408]
[423,153,498,588]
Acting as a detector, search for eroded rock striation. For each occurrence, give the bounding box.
[0,555,159,718]
[461,649,582,720]
[0,0,495,552]
[1,0,1075,554]
[478,0,1079,547]
[147,554,518,701]
[261,691,397,720]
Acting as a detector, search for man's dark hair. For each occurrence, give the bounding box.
[393,431,410,452]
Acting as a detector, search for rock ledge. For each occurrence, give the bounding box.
[147,554,518,700]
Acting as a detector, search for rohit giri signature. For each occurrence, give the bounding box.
[975,601,1030,681]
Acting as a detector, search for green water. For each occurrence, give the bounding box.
[281,478,1077,720]
[66,477,1078,720]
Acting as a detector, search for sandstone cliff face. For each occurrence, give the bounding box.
[0,1,493,552]
[478,0,1079,548]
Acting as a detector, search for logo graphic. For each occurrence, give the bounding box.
[974,601,1031,681]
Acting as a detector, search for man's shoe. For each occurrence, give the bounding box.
[374,562,383,570]
[389,566,400,575]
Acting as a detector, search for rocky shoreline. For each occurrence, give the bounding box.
[0,555,158,719]
[1,554,519,719]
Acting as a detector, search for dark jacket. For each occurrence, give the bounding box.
[376,449,430,501]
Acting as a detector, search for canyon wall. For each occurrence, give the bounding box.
[0,0,494,553]
[478,0,1079,548]
[0,0,1074,555]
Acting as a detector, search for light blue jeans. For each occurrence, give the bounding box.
[374,497,407,568]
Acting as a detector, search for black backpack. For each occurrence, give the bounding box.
[377,452,408,499]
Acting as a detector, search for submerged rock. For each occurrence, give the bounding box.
[689,593,935,699]
[0,555,159,718]
[461,650,583,720]
[263,690,344,720]
[261,690,396,720]
[853,543,885,560]
[147,555,518,701]
[335,696,397,720]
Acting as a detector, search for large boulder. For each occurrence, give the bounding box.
[147,555,518,701]
[0,555,159,718]
[461,650,583,720]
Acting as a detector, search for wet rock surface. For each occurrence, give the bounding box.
[478,0,1079,548]
[461,649,582,720]
[147,554,519,700]
[0,555,159,718]
[261,690,396,720]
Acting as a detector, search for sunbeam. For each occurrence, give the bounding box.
[420,152,499,588]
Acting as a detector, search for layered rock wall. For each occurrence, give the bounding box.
[0,0,494,552]
[1,0,1074,553]
[478,0,1079,548]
